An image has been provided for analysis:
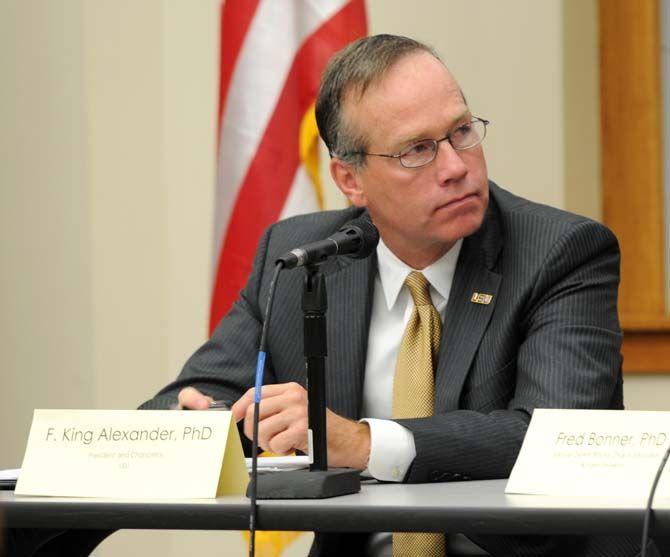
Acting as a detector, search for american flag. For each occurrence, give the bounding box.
[210,0,367,334]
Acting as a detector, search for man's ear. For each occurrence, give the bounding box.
[329,157,367,207]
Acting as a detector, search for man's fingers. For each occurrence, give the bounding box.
[244,403,307,442]
[251,412,309,455]
[267,427,309,456]
[233,383,309,454]
[177,387,212,410]
[231,382,305,421]
[230,394,250,422]
[245,389,306,422]
[252,412,289,451]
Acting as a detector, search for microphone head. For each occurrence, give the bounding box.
[338,216,380,259]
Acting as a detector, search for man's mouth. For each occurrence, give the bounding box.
[436,192,478,212]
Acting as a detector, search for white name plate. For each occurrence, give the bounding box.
[16,409,248,499]
[505,409,670,498]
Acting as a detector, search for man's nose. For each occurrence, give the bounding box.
[435,140,468,184]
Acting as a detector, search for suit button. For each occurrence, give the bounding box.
[430,470,441,481]
[453,473,462,480]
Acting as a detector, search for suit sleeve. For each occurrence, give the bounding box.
[396,221,623,483]
[139,226,275,411]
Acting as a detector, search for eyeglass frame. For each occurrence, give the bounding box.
[339,116,490,169]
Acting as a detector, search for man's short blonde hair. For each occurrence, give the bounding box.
[315,34,440,168]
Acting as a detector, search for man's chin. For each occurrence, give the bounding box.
[435,210,486,244]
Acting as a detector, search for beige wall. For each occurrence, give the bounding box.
[1,1,666,555]
[1,0,96,460]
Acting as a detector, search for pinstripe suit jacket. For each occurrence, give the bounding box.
[144,182,649,556]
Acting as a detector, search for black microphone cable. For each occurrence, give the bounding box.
[248,260,284,557]
[640,441,670,557]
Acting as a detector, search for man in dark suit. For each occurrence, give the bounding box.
[142,35,649,556]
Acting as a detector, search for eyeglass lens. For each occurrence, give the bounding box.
[400,119,486,168]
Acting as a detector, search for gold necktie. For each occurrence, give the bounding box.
[392,271,445,557]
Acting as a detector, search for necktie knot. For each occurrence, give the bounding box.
[404,271,432,307]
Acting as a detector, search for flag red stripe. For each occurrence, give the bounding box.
[217,0,261,135]
[210,0,367,332]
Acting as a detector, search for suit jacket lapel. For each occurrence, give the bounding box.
[435,197,503,411]
[322,252,376,420]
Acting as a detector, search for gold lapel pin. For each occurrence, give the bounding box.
[471,292,493,305]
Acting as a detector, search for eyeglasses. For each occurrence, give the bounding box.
[346,117,490,169]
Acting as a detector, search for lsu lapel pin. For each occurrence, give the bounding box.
[471,292,493,305]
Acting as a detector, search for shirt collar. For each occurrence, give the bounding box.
[376,237,463,310]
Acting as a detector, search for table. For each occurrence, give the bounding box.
[2,479,670,536]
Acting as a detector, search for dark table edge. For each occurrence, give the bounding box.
[1,491,665,535]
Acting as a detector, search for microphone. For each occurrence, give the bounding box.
[276,216,379,269]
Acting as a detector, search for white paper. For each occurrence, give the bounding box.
[0,468,20,481]
[245,455,311,471]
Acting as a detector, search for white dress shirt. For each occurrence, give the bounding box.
[361,238,462,481]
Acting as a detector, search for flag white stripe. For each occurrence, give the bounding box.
[213,0,347,265]
[279,166,321,221]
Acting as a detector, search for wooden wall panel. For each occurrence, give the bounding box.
[599,0,670,372]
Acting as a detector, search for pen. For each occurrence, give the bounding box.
[169,399,232,410]
[207,400,232,410]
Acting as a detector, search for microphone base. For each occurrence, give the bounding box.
[247,468,360,499]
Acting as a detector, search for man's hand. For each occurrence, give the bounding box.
[177,387,213,410]
[231,382,371,470]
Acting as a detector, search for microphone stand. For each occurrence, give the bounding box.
[249,263,361,499]
[303,264,328,471]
